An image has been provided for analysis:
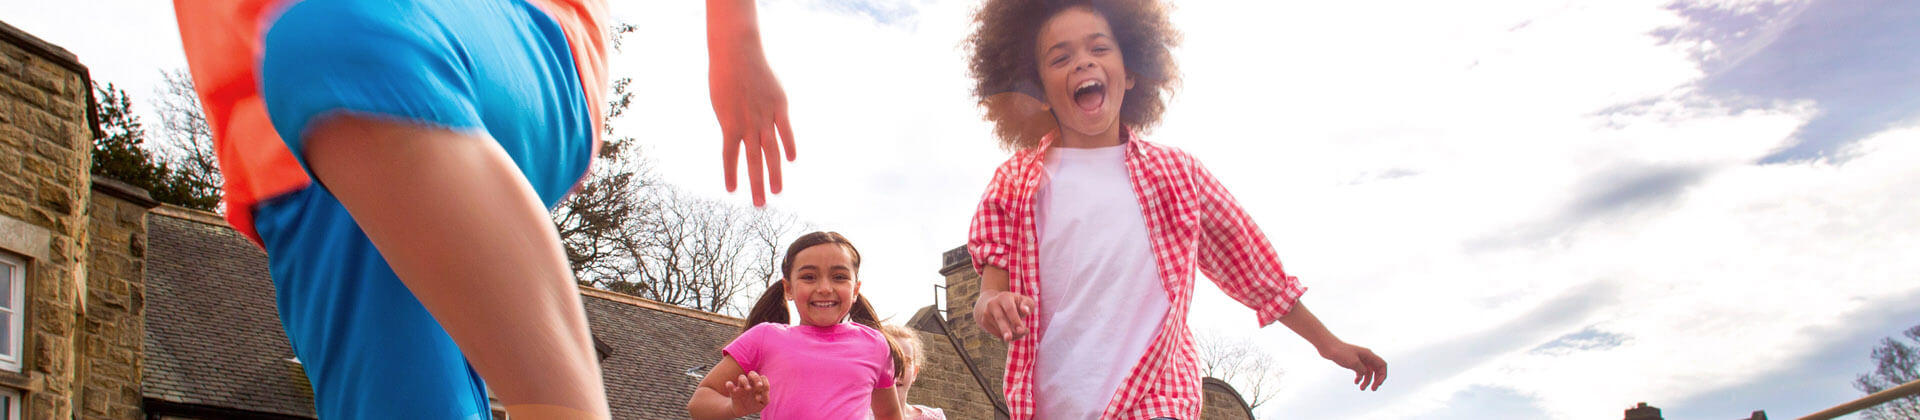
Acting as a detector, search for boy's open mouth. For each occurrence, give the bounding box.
[1073,79,1106,112]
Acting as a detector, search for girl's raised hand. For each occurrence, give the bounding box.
[725,371,771,416]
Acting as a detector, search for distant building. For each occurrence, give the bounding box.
[1622,402,1768,420]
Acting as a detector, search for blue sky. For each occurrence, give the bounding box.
[1669,0,1920,163]
[3,0,1916,418]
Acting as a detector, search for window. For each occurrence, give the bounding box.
[0,386,17,420]
[0,252,22,373]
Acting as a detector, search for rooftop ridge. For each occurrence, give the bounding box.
[151,204,230,228]
[577,286,746,328]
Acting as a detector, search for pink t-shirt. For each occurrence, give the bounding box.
[725,322,896,419]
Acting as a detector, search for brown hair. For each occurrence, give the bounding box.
[741,231,907,379]
[967,0,1183,150]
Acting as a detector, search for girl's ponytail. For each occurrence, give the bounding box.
[742,281,789,333]
[851,293,907,380]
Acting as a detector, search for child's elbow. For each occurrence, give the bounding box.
[686,391,721,420]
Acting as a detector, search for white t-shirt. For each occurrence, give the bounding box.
[1032,144,1172,420]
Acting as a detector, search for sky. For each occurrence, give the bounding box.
[4,0,1918,419]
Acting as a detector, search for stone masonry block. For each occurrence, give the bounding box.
[2,78,47,109]
[0,50,20,78]
[0,124,27,149]
[21,60,68,96]
[34,332,69,374]
[27,208,65,238]
[32,138,64,161]
[22,105,70,140]
[0,173,26,198]
[19,154,51,180]
[82,385,107,414]
[34,302,69,335]
[37,178,73,215]
[0,196,28,227]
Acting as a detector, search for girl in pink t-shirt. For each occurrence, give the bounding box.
[689,232,907,420]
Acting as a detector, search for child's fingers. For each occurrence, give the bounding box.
[993,310,1014,341]
[744,132,767,206]
[1370,356,1389,390]
[1001,298,1031,337]
[1015,294,1036,318]
[760,124,782,195]
[776,109,796,161]
[722,131,742,193]
[990,303,1017,341]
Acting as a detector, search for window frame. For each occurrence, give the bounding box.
[0,251,23,373]
[0,384,18,420]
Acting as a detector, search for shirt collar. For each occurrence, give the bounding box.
[1024,126,1143,166]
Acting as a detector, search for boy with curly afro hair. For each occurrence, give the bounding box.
[962,1,1390,419]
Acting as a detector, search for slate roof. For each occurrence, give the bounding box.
[139,207,759,419]
[579,288,750,419]
[143,209,317,418]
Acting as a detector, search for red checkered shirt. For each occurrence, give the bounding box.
[968,129,1308,420]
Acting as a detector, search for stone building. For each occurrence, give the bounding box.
[1,19,158,420]
[0,19,1257,420]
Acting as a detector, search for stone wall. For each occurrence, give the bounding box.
[1200,378,1255,420]
[0,19,100,420]
[904,307,1003,420]
[80,177,155,420]
[938,247,1007,401]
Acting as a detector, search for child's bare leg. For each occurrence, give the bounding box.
[303,115,608,419]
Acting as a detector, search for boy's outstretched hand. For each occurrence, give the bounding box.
[1321,342,1388,391]
[708,0,795,207]
[725,371,771,417]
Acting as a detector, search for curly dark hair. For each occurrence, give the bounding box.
[967,0,1182,150]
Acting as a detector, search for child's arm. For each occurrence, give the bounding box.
[969,160,1036,342]
[688,356,770,420]
[1277,303,1388,391]
[1179,155,1387,390]
[870,386,904,420]
[707,0,794,207]
[973,265,1036,342]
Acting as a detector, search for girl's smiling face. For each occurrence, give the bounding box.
[784,243,861,327]
[1035,6,1135,145]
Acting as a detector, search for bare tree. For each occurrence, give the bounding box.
[551,23,807,316]
[1197,330,1284,415]
[610,186,802,316]
[1854,324,1920,420]
[151,69,222,211]
[554,76,662,286]
[744,209,806,288]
